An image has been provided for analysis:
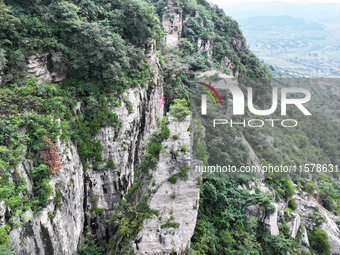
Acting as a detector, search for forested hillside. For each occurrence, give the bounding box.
[0,0,339,254]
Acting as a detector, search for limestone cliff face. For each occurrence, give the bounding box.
[197,39,213,60]
[27,52,66,83]
[5,35,202,254]
[134,115,203,254]
[293,191,340,254]
[162,0,183,47]
[9,141,84,255]
[241,180,340,254]
[0,69,3,87]
[84,43,165,241]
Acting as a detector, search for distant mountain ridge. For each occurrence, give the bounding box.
[240,15,325,31]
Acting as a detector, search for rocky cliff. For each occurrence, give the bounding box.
[240,180,340,254]
[162,0,183,48]
[5,39,169,254]
[1,0,339,254]
[3,19,203,253]
[134,115,202,254]
[9,141,84,255]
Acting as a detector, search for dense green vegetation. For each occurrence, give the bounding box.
[309,228,331,255]
[0,0,161,91]
[76,230,105,255]
[170,98,190,120]
[0,0,164,250]
[191,178,300,255]
[1,0,339,254]
[0,77,136,248]
[241,102,340,168]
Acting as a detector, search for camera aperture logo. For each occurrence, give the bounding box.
[199,81,312,128]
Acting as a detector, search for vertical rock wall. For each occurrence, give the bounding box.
[9,141,84,255]
[134,115,203,254]
[84,41,165,242]
[7,43,166,253]
[162,0,183,48]
[27,52,66,83]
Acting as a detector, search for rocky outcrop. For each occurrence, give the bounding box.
[232,38,247,52]
[85,83,164,241]
[7,40,166,253]
[0,201,5,228]
[135,115,203,254]
[197,39,213,60]
[243,179,340,253]
[27,52,66,83]
[162,0,183,47]
[244,203,280,236]
[84,39,165,242]
[295,192,340,254]
[285,212,301,238]
[301,227,310,250]
[0,69,3,87]
[320,211,340,254]
[9,141,84,255]
[221,56,232,68]
[240,136,263,179]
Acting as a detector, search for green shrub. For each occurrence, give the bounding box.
[318,182,338,213]
[0,245,12,255]
[162,125,170,140]
[172,135,179,140]
[178,38,196,54]
[278,223,291,237]
[280,179,295,199]
[309,228,331,255]
[123,97,134,114]
[0,226,10,246]
[106,158,115,170]
[179,167,190,180]
[48,213,56,219]
[170,99,190,121]
[157,53,165,67]
[148,142,162,157]
[95,208,103,215]
[308,213,317,220]
[54,190,63,206]
[316,217,325,227]
[169,175,177,184]
[32,175,53,210]
[336,219,340,228]
[318,174,330,182]
[161,221,180,229]
[288,198,297,210]
[181,146,188,153]
[219,229,236,248]
[76,230,105,255]
[305,182,317,194]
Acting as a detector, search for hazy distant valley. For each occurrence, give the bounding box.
[240,15,340,77]
[218,1,340,77]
